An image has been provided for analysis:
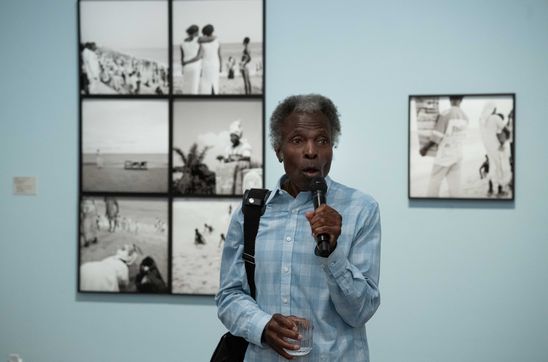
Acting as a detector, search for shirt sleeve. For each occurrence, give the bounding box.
[319,198,381,327]
[215,207,272,346]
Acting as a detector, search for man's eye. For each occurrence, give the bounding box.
[290,137,302,144]
[317,138,330,145]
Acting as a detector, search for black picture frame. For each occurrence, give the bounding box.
[408,93,515,201]
[77,0,266,295]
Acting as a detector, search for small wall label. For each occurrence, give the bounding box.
[13,177,37,196]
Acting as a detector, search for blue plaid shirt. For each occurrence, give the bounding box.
[216,176,381,361]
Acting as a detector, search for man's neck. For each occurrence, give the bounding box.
[282,178,299,198]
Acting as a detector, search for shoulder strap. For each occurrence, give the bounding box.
[242,188,270,300]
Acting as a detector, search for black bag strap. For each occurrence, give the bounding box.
[242,188,270,300]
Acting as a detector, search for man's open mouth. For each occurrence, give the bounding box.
[302,166,320,176]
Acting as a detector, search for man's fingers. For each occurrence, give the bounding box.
[307,205,342,242]
[272,314,297,330]
[264,314,302,359]
[267,331,299,360]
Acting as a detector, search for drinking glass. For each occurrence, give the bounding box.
[284,315,313,357]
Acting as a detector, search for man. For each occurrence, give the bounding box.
[478,103,512,197]
[104,196,119,233]
[218,120,252,163]
[420,96,469,197]
[81,42,101,94]
[216,120,254,194]
[216,94,381,361]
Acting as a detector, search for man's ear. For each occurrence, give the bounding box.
[276,149,283,163]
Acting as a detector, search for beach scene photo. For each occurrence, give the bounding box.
[79,196,169,294]
[171,198,240,295]
[79,1,169,95]
[172,0,263,95]
[82,99,169,193]
[409,94,514,200]
[172,99,263,196]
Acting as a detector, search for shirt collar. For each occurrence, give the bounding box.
[267,175,333,204]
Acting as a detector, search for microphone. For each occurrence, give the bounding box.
[310,176,331,257]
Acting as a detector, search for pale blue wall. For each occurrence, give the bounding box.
[1,0,547,361]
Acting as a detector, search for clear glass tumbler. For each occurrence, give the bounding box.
[284,315,313,357]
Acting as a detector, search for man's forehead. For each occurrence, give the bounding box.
[283,111,330,130]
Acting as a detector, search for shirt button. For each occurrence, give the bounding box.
[282,297,288,304]
[286,236,292,242]
[283,266,289,273]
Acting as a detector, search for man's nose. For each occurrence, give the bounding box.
[304,140,318,159]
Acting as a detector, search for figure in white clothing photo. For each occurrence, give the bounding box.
[217,120,252,164]
[81,42,101,94]
[197,24,222,95]
[180,24,202,94]
[420,96,469,197]
[478,103,513,197]
[95,148,104,169]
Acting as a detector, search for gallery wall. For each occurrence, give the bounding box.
[1,0,547,361]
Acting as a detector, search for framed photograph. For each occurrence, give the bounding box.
[172,99,263,196]
[172,0,264,95]
[81,99,169,193]
[79,196,169,294]
[79,0,169,95]
[171,198,239,295]
[409,94,515,200]
[77,0,266,296]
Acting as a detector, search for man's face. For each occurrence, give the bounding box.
[230,133,240,146]
[276,111,333,194]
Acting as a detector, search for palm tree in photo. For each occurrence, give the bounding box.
[173,143,216,194]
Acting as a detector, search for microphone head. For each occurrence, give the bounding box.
[309,176,327,193]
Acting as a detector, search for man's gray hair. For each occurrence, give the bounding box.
[269,94,341,150]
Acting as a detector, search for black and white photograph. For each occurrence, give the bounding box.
[79,196,169,293]
[172,0,264,95]
[171,198,239,295]
[79,0,169,95]
[172,99,263,196]
[81,99,169,193]
[409,94,515,200]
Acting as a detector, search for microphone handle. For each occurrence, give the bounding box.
[316,234,331,257]
[313,190,331,257]
[313,190,325,209]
